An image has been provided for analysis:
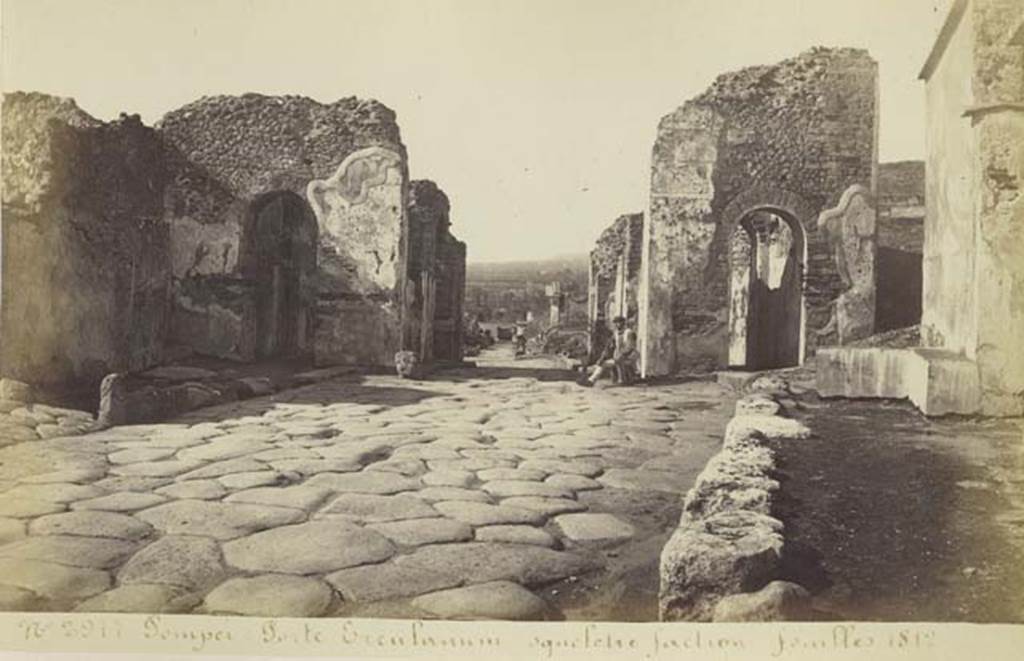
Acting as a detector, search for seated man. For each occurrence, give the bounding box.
[578,316,638,387]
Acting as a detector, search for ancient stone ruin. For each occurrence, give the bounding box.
[818,0,1024,417]
[1,91,466,406]
[587,212,643,359]
[636,47,880,376]
[406,179,467,365]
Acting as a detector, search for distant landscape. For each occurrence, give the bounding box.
[466,253,589,283]
[465,253,589,328]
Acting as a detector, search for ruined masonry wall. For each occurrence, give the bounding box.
[642,47,878,375]
[1,93,171,389]
[156,94,409,365]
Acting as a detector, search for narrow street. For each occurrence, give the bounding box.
[0,345,736,620]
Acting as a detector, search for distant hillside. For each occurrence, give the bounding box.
[467,253,589,283]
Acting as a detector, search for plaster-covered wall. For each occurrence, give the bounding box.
[921,0,1024,415]
[1,93,171,390]
[922,7,979,356]
[156,94,409,366]
[640,48,879,376]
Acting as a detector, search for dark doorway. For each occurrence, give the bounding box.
[248,192,318,359]
[728,209,805,370]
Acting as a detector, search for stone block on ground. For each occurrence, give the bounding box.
[711,580,811,622]
[475,525,556,547]
[368,518,474,546]
[222,521,395,574]
[75,584,197,614]
[554,513,635,543]
[135,499,304,540]
[659,511,784,621]
[117,535,228,592]
[411,580,551,620]
[320,493,439,522]
[0,558,110,600]
[202,574,334,617]
[433,501,545,526]
[326,562,462,602]
[499,497,587,517]
[29,511,153,540]
[395,542,599,587]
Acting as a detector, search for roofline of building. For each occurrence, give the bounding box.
[919,0,970,81]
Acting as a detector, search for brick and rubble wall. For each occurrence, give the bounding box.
[156,94,410,367]
[1,92,172,394]
[640,47,879,376]
[587,212,643,358]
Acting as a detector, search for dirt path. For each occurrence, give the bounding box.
[778,395,1024,622]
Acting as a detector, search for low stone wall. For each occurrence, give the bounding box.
[815,346,984,416]
[659,380,812,621]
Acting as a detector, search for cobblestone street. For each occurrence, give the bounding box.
[0,346,735,620]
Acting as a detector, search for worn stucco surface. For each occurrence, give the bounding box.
[156,94,409,366]
[639,48,879,376]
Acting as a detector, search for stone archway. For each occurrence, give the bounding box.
[727,207,807,370]
[246,191,318,359]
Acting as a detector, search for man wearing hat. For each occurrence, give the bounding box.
[578,315,638,386]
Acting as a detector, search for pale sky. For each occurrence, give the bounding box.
[2,0,951,262]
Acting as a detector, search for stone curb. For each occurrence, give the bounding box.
[658,382,812,622]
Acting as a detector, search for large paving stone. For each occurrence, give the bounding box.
[407,487,493,503]
[177,437,273,463]
[481,480,575,500]
[427,458,516,472]
[0,499,65,519]
[598,468,685,493]
[110,461,203,478]
[19,467,107,484]
[396,543,599,587]
[0,535,138,569]
[366,459,427,476]
[202,575,334,617]
[0,517,25,544]
[326,562,462,602]
[499,497,587,517]
[3,483,106,503]
[304,471,422,495]
[218,471,284,490]
[71,492,168,512]
[136,499,304,540]
[368,518,473,546]
[475,525,556,547]
[223,521,395,574]
[545,474,603,491]
[0,584,44,610]
[30,511,153,540]
[0,558,110,600]
[411,581,550,620]
[267,458,362,475]
[434,501,545,526]
[109,448,176,465]
[118,535,228,591]
[225,486,332,511]
[554,513,635,543]
[477,467,547,482]
[156,479,228,500]
[94,476,172,493]
[177,458,267,480]
[422,470,475,488]
[75,584,197,614]
[320,494,439,522]
[519,459,603,477]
